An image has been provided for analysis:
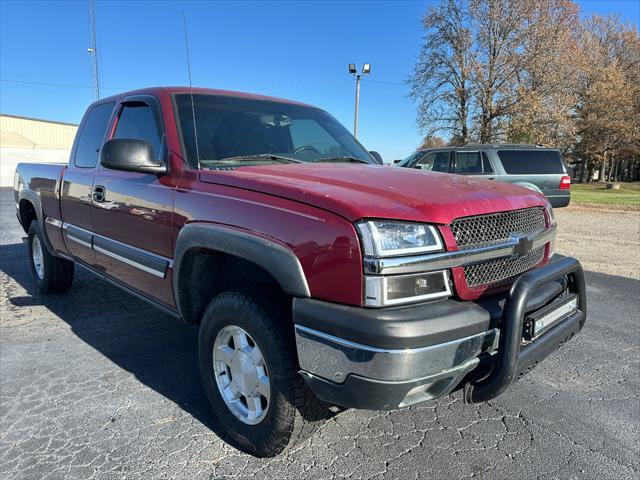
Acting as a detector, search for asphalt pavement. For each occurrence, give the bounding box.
[1,187,638,480]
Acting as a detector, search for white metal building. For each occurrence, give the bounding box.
[0,114,78,187]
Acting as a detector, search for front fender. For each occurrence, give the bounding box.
[172,222,310,318]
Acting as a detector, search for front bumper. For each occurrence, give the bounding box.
[294,255,586,410]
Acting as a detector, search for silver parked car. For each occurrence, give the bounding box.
[397,144,571,207]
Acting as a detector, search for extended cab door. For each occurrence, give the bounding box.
[60,101,116,266]
[91,96,176,308]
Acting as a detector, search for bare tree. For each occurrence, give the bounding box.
[418,136,448,149]
[574,15,640,182]
[409,0,473,143]
[469,0,534,142]
[506,0,581,149]
[410,0,639,180]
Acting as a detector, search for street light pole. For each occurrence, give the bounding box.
[349,63,370,139]
[353,73,361,138]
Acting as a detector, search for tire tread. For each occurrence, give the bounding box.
[198,290,330,457]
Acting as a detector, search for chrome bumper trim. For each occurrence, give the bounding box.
[364,225,557,275]
[294,324,499,384]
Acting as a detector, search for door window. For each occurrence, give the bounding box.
[416,151,450,172]
[114,103,162,159]
[453,151,483,174]
[74,102,115,168]
[482,152,494,173]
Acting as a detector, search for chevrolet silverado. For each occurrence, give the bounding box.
[14,87,587,457]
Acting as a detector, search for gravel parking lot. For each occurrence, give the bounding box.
[1,188,639,480]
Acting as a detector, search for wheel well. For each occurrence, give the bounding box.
[18,199,37,234]
[177,249,291,325]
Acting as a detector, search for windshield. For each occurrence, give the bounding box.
[174,93,374,169]
[397,150,425,167]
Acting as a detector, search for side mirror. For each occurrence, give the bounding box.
[369,151,383,164]
[393,159,402,165]
[100,138,167,175]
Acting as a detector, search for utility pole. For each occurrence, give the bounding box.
[88,0,100,101]
[348,63,370,139]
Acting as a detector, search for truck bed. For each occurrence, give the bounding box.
[14,162,67,230]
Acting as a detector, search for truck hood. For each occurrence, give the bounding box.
[199,163,547,224]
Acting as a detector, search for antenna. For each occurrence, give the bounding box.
[182,12,201,169]
[88,0,100,101]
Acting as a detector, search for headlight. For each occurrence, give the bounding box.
[545,203,557,227]
[357,220,443,257]
[544,203,556,257]
[364,270,451,306]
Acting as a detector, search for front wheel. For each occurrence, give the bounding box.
[27,220,74,293]
[198,291,328,457]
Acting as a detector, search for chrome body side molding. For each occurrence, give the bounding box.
[62,222,170,278]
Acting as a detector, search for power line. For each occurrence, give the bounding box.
[1,79,127,91]
[1,77,406,91]
[361,78,405,86]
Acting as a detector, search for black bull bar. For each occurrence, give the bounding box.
[464,256,587,403]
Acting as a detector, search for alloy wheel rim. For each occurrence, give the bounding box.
[32,235,44,280]
[213,325,270,425]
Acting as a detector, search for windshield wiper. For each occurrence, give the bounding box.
[313,156,371,164]
[214,154,303,164]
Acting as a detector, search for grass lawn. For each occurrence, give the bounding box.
[570,182,640,208]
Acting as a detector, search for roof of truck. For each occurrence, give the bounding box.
[95,86,316,108]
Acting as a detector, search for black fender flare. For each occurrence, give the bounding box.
[172,223,311,318]
[17,188,56,255]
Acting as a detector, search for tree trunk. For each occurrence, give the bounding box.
[610,157,616,182]
[579,159,588,183]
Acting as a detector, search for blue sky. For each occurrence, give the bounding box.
[1,0,638,161]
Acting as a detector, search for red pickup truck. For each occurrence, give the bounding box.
[14,87,586,457]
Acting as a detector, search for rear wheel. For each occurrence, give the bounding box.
[27,220,74,293]
[198,290,328,457]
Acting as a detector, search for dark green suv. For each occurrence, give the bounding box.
[397,144,571,208]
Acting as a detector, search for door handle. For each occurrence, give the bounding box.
[93,185,106,202]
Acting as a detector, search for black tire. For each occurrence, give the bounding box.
[27,220,74,293]
[198,290,329,457]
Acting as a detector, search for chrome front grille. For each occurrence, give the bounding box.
[450,207,547,288]
[463,245,545,288]
[450,207,545,248]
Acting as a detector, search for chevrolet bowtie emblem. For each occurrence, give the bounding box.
[511,235,534,258]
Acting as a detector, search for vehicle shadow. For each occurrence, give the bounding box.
[1,241,239,447]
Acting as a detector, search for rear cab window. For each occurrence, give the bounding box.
[74,102,115,168]
[497,150,565,174]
